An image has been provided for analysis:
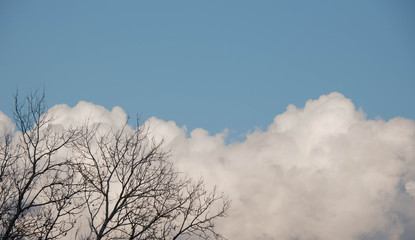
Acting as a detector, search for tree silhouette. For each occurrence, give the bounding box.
[0,91,229,240]
[1,91,82,240]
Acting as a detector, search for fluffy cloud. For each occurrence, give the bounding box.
[48,101,128,129]
[146,92,415,240]
[0,111,14,135]
[1,92,414,240]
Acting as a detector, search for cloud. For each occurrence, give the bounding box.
[0,111,14,135]
[406,181,415,198]
[47,101,128,129]
[146,92,415,240]
[1,92,414,239]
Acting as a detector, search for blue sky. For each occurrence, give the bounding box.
[1,2,415,239]
[1,1,414,136]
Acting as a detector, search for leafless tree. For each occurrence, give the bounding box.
[0,91,83,240]
[73,122,230,240]
[0,125,16,238]
[0,91,229,240]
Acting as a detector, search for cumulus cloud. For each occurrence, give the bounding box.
[146,92,415,240]
[0,111,14,135]
[406,181,415,198]
[1,92,415,240]
[47,101,128,129]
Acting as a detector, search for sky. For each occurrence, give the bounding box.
[1,1,415,240]
[1,1,414,137]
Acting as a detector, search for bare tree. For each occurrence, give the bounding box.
[0,91,83,240]
[0,91,229,239]
[73,122,230,240]
[0,126,16,238]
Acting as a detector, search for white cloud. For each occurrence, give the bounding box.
[47,101,128,129]
[406,181,415,198]
[0,111,14,135]
[146,92,415,240]
[1,92,415,239]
